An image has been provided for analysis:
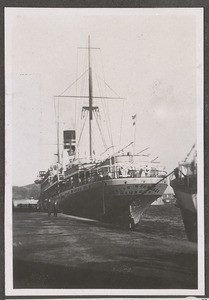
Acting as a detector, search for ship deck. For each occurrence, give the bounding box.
[13,211,197,290]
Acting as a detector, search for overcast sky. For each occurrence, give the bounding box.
[5,8,203,186]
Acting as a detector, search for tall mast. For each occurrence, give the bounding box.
[55,37,125,163]
[88,35,93,161]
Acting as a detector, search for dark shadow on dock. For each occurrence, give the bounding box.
[13,259,197,289]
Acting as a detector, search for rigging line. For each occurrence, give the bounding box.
[100,145,114,156]
[91,129,97,157]
[99,56,115,155]
[184,143,196,162]
[136,147,150,155]
[99,49,108,97]
[98,48,112,145]
[75,47,79,132]
[102,96,113,148]
[93,54,113,148]
[91,50,98,105]
[99,99,111,146]
[91,53,103,155]
[95,52,106,112]
[58,69,88,96]
[95,72,112,148]
[119,98,125,149]
[102,104,112,148]
[80,47,88,96]
[104,80,121,98]
[104,96,114,148]
[91,51,108,146]
[94,50,121,148]
[140,170,174,196]
[54,96,57,120]
[77,113,88,148]
[104,171,172,219]
[53,97,57,145]
[113,141,134,156]
[93,50,105,98]
[91,123,101,159]
[93,111,108,152]
[39,80,43,157]
[79,49,88,135]
[97,54,114,147]
[93,61,112,148]
[78,50,84,135]
[81,48,88,101]
[93,70,122,98]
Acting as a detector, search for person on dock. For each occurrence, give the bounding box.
[53,201,58,217]
[47,199,52,217]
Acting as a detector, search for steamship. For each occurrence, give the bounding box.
[170,144,197,242]
[35,37,168,228]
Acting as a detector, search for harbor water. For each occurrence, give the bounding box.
[136,204,188,240]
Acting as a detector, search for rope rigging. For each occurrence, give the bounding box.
[75,48,79,132]
[94,69,112,150]
[93,71,122,98]
[98,48,114,149]
[184,143,196,162]
[95,77,113,148]
[93,111,108,152]
[77,49,88,149]
[58,69,88,97]
[92,51,114,151]
[77,113,88,148]
[119,98,125,149]
[54,40,125,162]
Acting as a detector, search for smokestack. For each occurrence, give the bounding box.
[63,130,76,155]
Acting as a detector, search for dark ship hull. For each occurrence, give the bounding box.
[46,178,167,228]
[170,175,197,242]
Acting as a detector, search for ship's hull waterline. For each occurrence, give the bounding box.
[49,177,167,228]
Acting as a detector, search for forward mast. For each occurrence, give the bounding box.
[55,35,124,163]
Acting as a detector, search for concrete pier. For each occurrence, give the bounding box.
[13,212,197,289]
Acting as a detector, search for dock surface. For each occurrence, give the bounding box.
[13,211,197,289]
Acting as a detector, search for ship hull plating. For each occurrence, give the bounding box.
[51,178,167,227]
[171,178,197,242]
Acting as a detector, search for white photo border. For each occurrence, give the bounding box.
[5,7,204,297]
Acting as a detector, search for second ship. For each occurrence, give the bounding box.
[170,144,197,242]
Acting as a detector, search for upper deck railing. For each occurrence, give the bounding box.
[36,154,167,193]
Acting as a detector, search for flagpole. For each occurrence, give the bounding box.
[132,114,137,164]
